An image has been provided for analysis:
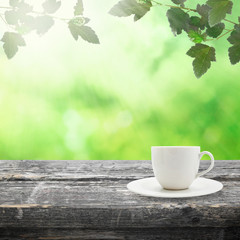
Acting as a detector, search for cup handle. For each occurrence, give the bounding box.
[196,151,214,178]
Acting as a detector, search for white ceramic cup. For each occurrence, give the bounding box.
[151,146,214,190]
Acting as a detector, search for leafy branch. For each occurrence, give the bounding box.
[1,0,239,79]
[206,28,234,41]
[109,0,240,78]
[151,0,197,13]
[0,0,99,59]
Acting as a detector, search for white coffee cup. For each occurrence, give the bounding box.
[151,146,214,190]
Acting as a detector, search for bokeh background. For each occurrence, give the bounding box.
[0,0,240,160]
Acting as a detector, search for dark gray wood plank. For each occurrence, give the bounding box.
[0,180,239,228]
[0,227,239,240]
[0,160,239,240]
[0,160,239,181]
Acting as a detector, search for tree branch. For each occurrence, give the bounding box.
[0,6,70,22]
[206,29,234,41]
[151,0,237,26]
[223,18,238,25]
[151,0,197,12]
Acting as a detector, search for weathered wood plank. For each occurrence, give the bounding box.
[0,227,239,240]
[0,160,239,239]
[0,180,239,207]
[0,160,239,181]
[0,180,239,228]
[0,203,239,229]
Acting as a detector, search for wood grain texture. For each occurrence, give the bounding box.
[0,160,239,181]
[0,160,239,239]
[0,227,239,240]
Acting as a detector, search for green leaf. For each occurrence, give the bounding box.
[17,15,36,34]
[17,2,33,15]
[109,0,152,22]
[196,4,211,27]
[227,24,240,64]
[188,30,205,43]
[74,0,84,16]
[206,0,233,27]
[228,25,240,44]
[68,21,99,44]
[166,8,189,35]
[197,4,211,18]
[228,43,240,65]
[171,0,186,5]
[77,26,100,44]
[1,32,26,59]
[189,16,201,27]
[5,10,19,25]
[187,43,216,78]
[69,23,79,40]
[5,3,36,33]
[9,0,19,7]
[35,16,54,35]
[206,23,225,38]
[189,16,205,30]
[7,1,33,24]
[42,0,61,14]
[84,18,90,24]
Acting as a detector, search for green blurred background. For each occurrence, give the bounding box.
[0,0,240,160]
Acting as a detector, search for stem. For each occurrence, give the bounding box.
[216,29,234,40]
[206,29,234,41]
[0,6,70,22]
[0,6,12,9]
[31,10,70,21]
[151,0,197,12]
[0,14,7,24]
[151,1,238,25]
[0,2,238,27]
[223,18,238,25]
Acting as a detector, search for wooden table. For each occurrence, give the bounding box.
[0,160,239,240]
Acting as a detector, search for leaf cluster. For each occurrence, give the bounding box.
[109,0,152,21]
[109,0,240,78]
[1,0,99,59]
[1,0,240,80]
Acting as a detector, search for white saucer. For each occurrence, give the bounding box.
[127,177,223,198]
